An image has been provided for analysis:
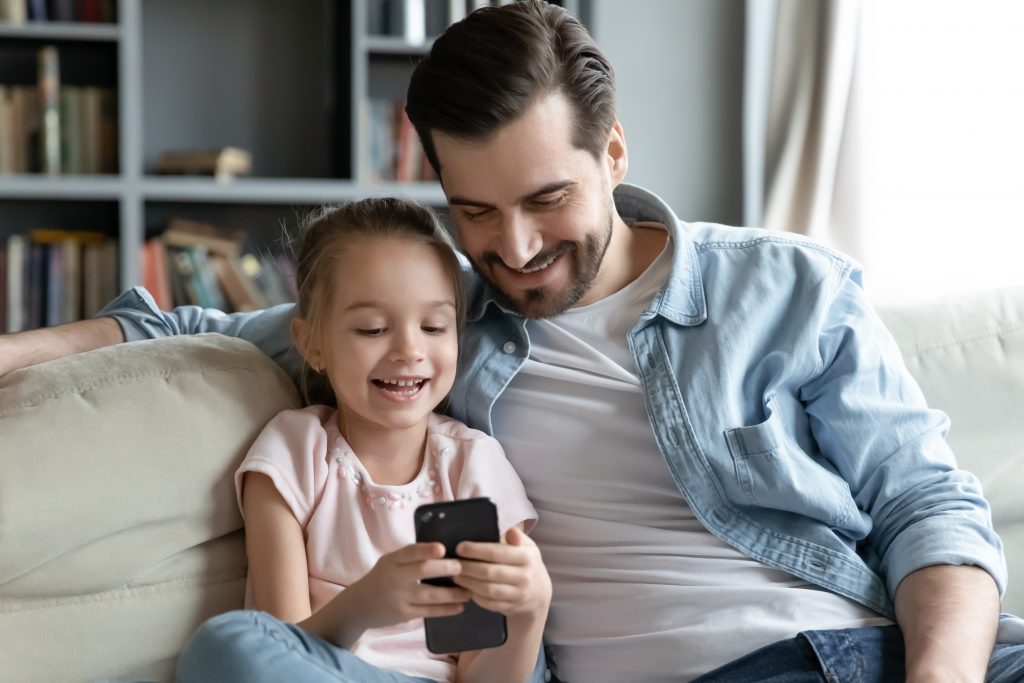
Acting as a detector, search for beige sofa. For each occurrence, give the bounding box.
[1,287,1022,683]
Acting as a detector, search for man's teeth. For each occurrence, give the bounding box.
[514,253,557,274]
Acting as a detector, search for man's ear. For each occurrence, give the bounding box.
[605,120,628,185]
[291,317,323,371]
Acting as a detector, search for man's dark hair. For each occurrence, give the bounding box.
[406,0,615,175]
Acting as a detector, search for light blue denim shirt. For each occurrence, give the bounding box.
[100,183,1006,619]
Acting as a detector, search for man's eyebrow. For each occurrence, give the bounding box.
[448,180,577,209]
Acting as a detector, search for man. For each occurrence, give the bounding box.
[2,2,1022,680]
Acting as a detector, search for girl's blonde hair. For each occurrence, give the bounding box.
[292,197,466,407]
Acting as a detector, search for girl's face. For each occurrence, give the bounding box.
[313,236,459,436]
[299,235,460,438]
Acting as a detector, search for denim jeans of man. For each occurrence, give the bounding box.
[175,610,550,683]
[691,625,1024,682]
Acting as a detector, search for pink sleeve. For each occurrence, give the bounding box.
[234,406,331,529]
[454,436,537,535]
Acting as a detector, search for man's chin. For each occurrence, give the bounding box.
[494,284,581,319]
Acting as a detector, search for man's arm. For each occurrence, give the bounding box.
[896,564,999,683]
[0,317,123,378]
[1,286,301,382]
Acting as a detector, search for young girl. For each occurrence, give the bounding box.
[177,198,551,683]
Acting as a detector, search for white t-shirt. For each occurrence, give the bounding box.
[236,407,537,683]
[491,230,891,682]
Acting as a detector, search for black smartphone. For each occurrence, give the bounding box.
[414,497,508,654]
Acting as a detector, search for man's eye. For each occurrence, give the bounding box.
[464,209,492,221]
[532,194,565,208]
[357,328,384,336]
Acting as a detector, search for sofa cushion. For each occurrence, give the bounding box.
[0,334,300,683]
[878,286,1024,616]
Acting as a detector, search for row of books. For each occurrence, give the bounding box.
[361,98,436,183]
[0,47,118,175]
[0,0,115,23]
[0,83,117,175]
[366,1,507,41]
[2,230,118,334]
[141,219,297,314]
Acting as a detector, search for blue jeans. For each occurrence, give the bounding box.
[176,610,549,683]
[690,624,1024,682]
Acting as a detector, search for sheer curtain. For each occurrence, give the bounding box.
[745,0,1024,303]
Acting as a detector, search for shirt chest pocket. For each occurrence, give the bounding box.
[722,396,866,536]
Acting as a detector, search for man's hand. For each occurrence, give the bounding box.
[896,564,999,683]
[452,526,552,618]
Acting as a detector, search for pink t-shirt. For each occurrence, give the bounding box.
[235,405,537,682]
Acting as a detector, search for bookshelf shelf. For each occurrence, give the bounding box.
[364,35,433,57]
[139,176,446,205]
[0,174,123,199]
[0,21,120,41]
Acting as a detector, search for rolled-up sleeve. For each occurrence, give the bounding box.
[801,267,1007,599]
[96,286,303,384]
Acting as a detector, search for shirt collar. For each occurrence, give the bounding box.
[466,183,707,326]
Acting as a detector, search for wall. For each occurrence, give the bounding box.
[590,0,745,225]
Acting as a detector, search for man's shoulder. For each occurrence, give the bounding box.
[682,222,857,287]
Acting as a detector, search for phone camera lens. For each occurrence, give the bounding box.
[420,511,433,523]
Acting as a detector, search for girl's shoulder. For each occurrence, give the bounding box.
[261,404,336,441]
[427,412,503,459]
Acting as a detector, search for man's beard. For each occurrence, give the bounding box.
[476,211,614,319]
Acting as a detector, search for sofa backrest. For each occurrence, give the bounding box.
[0,334,300,683]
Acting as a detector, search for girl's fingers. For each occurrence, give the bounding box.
[451,574,520,601]
[412,558,463,580]
[412,602,467,618]
[456,559,520,584]
[395,542,447,564]
[414,585,472,605]
[456,541,530,565]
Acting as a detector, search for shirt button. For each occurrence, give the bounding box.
[502,341,516,354]
[544,670,552,682]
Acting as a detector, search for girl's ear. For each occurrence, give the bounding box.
[291,317,323,371]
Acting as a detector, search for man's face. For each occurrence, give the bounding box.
[433,92,626,319]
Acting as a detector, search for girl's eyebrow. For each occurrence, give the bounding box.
[343,300,455,312]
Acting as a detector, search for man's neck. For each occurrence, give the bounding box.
[577,216,669,308]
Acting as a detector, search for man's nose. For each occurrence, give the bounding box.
[496,211,543,270]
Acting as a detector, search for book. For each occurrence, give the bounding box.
[10,87,30,173]
[27,0,47,21]
[141,238,172,310]
[51,0,75,22]
[0,0,27,24]
[162,218,246,257]
[62,238,81,323]
[0,243,6,333]
[155,147,253,181]
[60,85,82,174]
[37,45,61,175]
[0,86,12,174]
[6,235,26,333]
[211,254,266,313]
[81,86,102,174]
[29,228,106,244]
[45,242,62,327]
[99,88,117,173]
[26,243,45,329]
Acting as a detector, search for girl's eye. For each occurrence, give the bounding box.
[422,326,448,335]
[357,328,384,337]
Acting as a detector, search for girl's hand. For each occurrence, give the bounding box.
[346,542,471,630]
[451,527,552,619]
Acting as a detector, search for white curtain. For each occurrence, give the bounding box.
[744,0,863,258]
